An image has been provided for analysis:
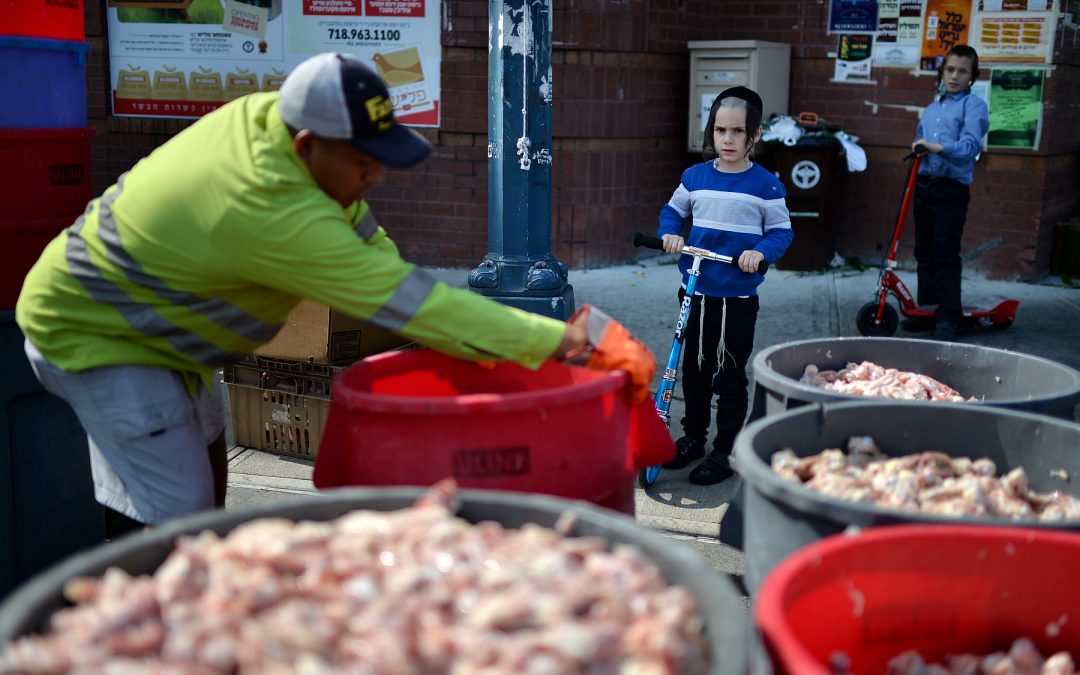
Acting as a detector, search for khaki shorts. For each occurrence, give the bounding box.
[24,339,225,525]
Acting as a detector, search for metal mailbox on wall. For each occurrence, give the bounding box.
[687,40,791,153]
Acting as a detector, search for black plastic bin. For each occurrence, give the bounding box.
[0,487,750,675]
[734,401,1080,595]
[749,337,1080,422]
[754,136,845,271]
[0,311,104,600]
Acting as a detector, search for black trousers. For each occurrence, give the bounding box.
[677,291,759,457]
[912,175,971,323]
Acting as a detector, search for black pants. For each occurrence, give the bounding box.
[677,291,759,458]
[912,175,970,323]
[104,506,145,540]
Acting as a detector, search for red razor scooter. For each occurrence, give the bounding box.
[856,144,1019,336]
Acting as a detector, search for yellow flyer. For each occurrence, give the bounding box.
[975,11,1053,64]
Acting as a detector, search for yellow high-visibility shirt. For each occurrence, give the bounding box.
[17,92,564,389]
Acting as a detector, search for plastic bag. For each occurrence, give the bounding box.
[761,115,803,147]
[835,131,867,172]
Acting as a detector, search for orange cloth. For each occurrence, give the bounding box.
[568,305,656,406]
[626,397,676,470]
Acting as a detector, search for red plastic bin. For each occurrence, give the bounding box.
[0,128,95,222]
[313,349,646,513]
[755,525,1080,674]
[1,217,71,310]
[0,0,85,41]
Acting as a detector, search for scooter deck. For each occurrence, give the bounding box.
[901,295,1018,317]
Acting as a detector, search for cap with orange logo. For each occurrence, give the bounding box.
[278,52,431,168]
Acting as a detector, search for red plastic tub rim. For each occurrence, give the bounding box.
[754,525,1080,675]
[330,349,629,415]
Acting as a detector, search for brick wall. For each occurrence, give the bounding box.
[83,0,1079,279]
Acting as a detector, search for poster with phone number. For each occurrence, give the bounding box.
[106,0,440,126]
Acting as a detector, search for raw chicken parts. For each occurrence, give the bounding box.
[0,480,708,674]
[772,438,1080,521]
[800,361,970,402]
[877,637,1075,674]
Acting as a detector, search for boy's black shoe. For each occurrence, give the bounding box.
[688,452,735,485]
[900,316,934,332]
[932,319,958,342]
[663,436,706,469]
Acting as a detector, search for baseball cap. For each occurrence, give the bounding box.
[718,85,763,116]
[278,52,432,168]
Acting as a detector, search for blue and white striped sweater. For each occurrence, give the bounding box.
[658,161,793,298]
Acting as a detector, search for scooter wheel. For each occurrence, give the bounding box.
[638,466,661,488]
[989,318,1014,331]
[856,301,899,336]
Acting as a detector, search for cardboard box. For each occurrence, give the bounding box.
[255,300,411,365]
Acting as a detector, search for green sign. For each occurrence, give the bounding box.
[988,69,1044,150]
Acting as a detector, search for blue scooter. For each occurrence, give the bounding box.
[633,233,768,488]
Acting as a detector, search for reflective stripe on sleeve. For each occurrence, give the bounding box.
[353,209,379,241]
[64,174,281,365]
[368,267,438,332]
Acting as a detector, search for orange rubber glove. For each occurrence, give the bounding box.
[566,305,656,406]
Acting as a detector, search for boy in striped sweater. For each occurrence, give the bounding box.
[657,86,793,485]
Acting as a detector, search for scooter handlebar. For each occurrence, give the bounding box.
[633,233,665,250]
[632,233,768,274]
[903,143,929,161]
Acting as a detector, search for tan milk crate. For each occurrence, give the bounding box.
[226,382,330,461]
[224,355,339,461]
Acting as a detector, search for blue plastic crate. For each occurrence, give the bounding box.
[0,311,104,599]
[0,36,89,128]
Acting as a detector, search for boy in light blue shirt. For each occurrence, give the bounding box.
[908,45,990,341]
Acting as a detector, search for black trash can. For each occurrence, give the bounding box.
[754,135,845,271]
[0,311,104,600]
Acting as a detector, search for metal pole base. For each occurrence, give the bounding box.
[476,285,576,321]
[468,258,575,320]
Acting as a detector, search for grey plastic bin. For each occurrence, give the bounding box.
[0,487,749,675]
[749,337,1080,422]
[733,400,1080,596]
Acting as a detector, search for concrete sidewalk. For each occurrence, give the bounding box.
[223,258,1080,579]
